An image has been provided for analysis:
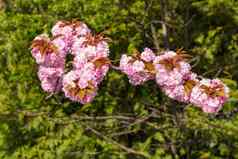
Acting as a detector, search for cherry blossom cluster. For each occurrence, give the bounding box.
[31,20,110,104]
[31,20,230,113]
[31,34,66,93]
[153,49,229,113]
[119,48,156,85]
[119,49,229,113]
[63,33,110,104]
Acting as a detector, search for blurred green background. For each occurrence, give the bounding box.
[0,0,238,158]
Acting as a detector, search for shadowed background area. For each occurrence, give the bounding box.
[0,0,238,158]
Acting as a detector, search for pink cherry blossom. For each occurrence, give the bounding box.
[127,73,154,86]
[51,34,72,54]
[92,58,110,83]
[62,69,98,104]
[119,48,156,85]
[51,20,90,38]
[51,20,91,51]
[132,60,145,72]
[141,48,156,62]
[162,73,199,103]
[62,59,109,104]
[73,52,88,69]
[77,63,97,88]
[153,50,191,87]
[119,54,134,75]
[71,33,109,58]
[31,34,66,68]
[74,58,110,84]
[37,66,64,93]
[190,78,229,113]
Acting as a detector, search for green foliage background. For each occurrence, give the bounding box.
[0,0,238,158]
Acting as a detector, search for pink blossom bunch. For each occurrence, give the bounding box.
[190,78,230,113]
[31,34,67,67]
[161,72,199,103]
[62,58,109,103]
[153,50,191,87]
[31,20,230,112]
[31,34,68,92]
[37,66,64,92]
[119,48,156,85]
[63,33,110,103]
[51,20,91,49]
[62,63,98,104]
[153,49,229,113]
[31,20,110,104]
[71,33,109,58]
[71,33,110,81]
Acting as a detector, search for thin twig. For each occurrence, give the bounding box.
[128,113,154,127]
[71,115,134,121]
[188,56,200,68]
[184,14,196,27]
[151,23,160,52]
[45,93,54,99]
[214,68,223,78]
[160,0,169,49]
[86,126,150,158]
[110,65,121,71]
[109,130,137,137]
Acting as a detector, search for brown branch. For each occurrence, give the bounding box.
[86,126,151,158]
[160,0,169,49]
[109,130,137,137]
[151,24,160,52]
[70,115,134,121]
[128,113,154,127]
[188,56,200,68]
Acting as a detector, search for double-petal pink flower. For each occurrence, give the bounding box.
[119,48,156,85]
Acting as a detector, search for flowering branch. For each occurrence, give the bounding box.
[30,20,230,114]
